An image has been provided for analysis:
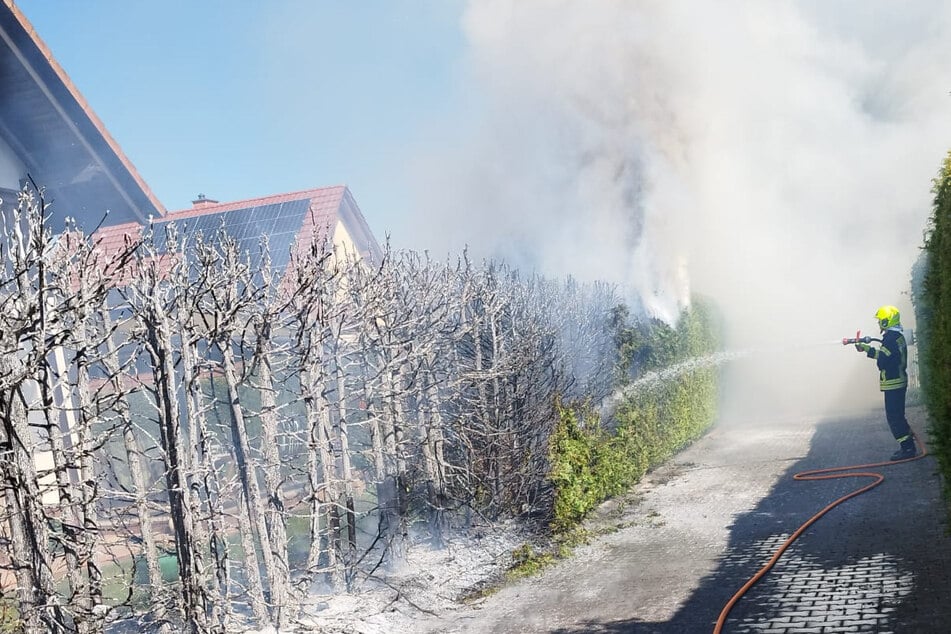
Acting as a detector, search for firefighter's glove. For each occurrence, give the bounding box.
[855,343,871,353]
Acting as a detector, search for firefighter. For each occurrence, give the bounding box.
[855,305,916,460]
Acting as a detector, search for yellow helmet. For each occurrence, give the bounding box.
[875,305,901,330]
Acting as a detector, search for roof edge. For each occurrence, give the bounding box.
[4,0,166,216]
[164,185,348,218]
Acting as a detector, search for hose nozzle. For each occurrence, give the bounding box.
[842,330,872,345]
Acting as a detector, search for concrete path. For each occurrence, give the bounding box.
[414,404,951,633]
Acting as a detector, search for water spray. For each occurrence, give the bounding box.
[599,349,754,418]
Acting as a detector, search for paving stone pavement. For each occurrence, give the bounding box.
[416,403,951,634]
[713,406,950,634]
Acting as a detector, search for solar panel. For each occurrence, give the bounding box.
[148,198,312,276]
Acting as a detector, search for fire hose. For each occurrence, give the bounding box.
[713,330,926,633]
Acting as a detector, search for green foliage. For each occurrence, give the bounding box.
[548,300,721,533]
[612,298,722,380]
[548,403,637,531]
[504,527,591,582]
[507,543,557,580]
[912,150,951,503]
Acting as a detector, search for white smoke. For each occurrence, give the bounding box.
[410,0,951,339]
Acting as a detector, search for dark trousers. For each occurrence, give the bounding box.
[884,387,911,441]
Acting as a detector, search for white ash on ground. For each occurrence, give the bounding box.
[286,521,530,634]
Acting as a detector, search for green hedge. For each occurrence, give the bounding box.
[912,151,951,497]
[548,300,721,532]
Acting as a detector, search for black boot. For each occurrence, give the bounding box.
[890,438,918,461]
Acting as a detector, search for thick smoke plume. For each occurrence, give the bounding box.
[410,1,951,418]
[413,1,951,327]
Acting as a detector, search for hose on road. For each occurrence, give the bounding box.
[713,433,928,633]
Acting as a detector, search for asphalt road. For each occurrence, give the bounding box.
[414,402,951,633]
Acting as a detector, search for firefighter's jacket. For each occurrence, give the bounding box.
[864,328,908,391]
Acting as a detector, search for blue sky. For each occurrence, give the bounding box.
[17,0,468,242]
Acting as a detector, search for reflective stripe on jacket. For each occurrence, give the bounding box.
[865,329,907,391]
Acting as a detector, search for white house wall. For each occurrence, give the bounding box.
[333,219,360,260]
[23,378,61,505]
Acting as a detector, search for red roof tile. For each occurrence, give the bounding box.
[92,221,143,258]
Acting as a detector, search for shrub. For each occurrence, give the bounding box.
[548,300,721,532]
[912,150,951,503]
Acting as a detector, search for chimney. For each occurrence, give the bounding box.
[191,193,218,209]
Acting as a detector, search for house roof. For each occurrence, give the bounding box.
[0,1,164,230]
[93,186,382,276]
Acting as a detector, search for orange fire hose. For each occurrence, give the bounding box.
[713,433,928,633]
